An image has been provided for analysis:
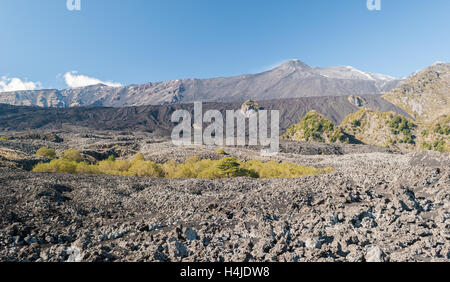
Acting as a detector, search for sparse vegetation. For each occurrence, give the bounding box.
[432,140,447,153]
[216,148,227,155]
[434,123,450,135]
[421,141,432,151]
[63,149,83,162]
[240,160,332,178]
[129,159,165,177]
[32,152,332,179]
[351,119,361,127]
[301,111,335,141]
[388,115,416,144]
[36,147,57,159]
[283,110,352,144]
[33,159,77,173]
[286,109,449,153]
[382,63,450,123]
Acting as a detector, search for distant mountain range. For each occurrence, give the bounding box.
[0,60,402,108]
[1,62,448,153]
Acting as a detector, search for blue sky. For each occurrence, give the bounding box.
[0,0,449,90]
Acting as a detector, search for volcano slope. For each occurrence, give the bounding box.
[0,132,448,262]
[0,95,411,134]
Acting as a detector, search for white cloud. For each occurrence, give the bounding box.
[63,71,122,88]
[0,76,42,92]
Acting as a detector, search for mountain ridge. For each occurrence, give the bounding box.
[383,62,450,123]
[0,60,402,108]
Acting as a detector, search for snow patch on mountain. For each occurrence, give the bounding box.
[312,65,396,81]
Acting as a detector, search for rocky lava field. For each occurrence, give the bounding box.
[0,132,449,262]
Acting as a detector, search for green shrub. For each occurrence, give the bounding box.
[217,157,241,177]
[351,119,361,127]
[433,140,446,152]
[389,115,416,135]
[36,147,57,159]
[283,111,352,144]
[434,123,450,135]
[63,149,83,162]
[422,141,432,150]
[300,112,335,141]
[388,115,416,144]
[216,148,227,155]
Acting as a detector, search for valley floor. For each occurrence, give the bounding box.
[0,132,449,262]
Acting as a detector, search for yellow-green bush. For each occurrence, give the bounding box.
[32,153,332,179]
[33,159,78,174]
[216,148,227,155]
[128,160,164,177]
[76,162,100,174]
[161,159,178,177]
[63,149,83,162]
[130,153,145,163]
[240,160,332,178]
[165,157,221,179]
[0,136,9,140]
[97,159,131,175]
[36,147,57,159]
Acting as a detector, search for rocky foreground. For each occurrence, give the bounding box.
[0,135,449,262]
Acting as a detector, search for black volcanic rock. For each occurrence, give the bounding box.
[0,95,411,135]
